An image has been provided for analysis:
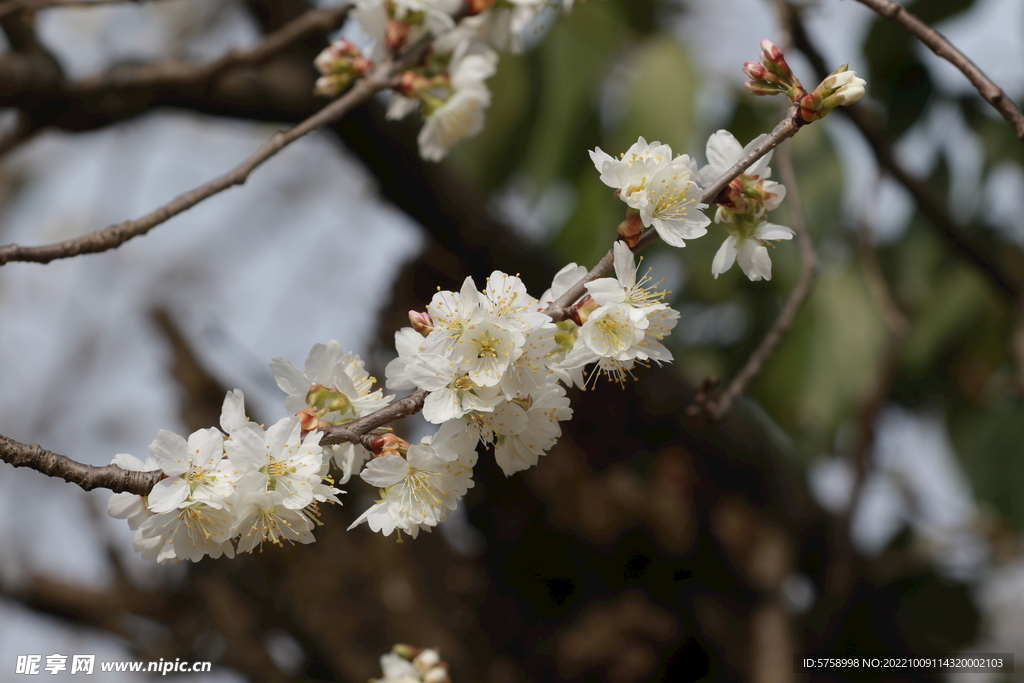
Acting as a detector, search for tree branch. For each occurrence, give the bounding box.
[0,433,162,494]
[320,390,428,447]
[784,6,1021,300]
[853,0,1024,143]
[65,4,352,93]
[710,142,817,419]
[0,37,416,266]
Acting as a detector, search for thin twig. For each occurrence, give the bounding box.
[320,390,427,447]
[854,0,1024,142]
[711,142,817,419]
[66,4,352,93]
[0,33,417,267]
[785,7,1020,300]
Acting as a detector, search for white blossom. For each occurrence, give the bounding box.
[590,137,674,213]
[146,428,236,514]
[711,222,795,281]
[231,472,316,553]
[643,156,710,246]
[453,312,522,387]
[495,382,572,476]
[224,417,325,510]
[385,326,428,390]
[406,353,501,422]
[136,503,236,564]
[349,438,476,538]
[271,340,390,419]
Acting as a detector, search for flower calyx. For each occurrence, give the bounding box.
[567,294,599,326]
[616,211,645,247]
[367,432,410,457]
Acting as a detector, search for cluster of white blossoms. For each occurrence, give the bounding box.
[107,391,341,564]
[315,0,574,160]
[700,131,794,282]
[106,254,683,557]
[592,132,794,281]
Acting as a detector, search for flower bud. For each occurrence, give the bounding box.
[423,667,450,683]
[798,65,867,121]
[409,310,433,336]
[312,40,373,98]
[464,0,494,14]
[742,39,804,101]
[816,65,867,108]
[314,75,351,98]
[413,649,441,671]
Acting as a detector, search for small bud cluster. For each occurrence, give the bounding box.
[797,65,867,122]
[314,40,374,97]
[743,39,866,123]
[743,39,803,100]
[371,646,450,683]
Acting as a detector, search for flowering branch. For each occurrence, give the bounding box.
[0,433,161,495]
[853,0,1024,143]
[0,12,418,267]
[0,101,817,495]
[710,143,817,418]
[546,104,806,321]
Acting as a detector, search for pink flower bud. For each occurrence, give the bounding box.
[743,39,804,101]
[352,56,373,76]
[296,408,328,433]
[314,75,352,98]
[408,310,433,336]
